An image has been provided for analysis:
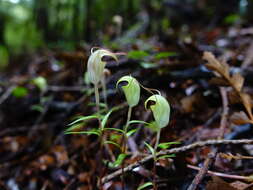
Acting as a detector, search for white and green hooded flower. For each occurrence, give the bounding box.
[87,48,117,85]
[145,94,170,128]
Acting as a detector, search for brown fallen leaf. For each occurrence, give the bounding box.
[231,111,253,125]
[231,73,244,92]
[230,181,253,190]
[206,176,237,190]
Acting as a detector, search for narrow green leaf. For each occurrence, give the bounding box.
[64,130,100,136]
[128,120,149,125]
[108,153,127,168]
[155,52,177,60]
[158,141,181,149]
[137,182,153,190]
[88,102,107,109]
[157,154,176,160]
[101,110,113,130]
[67,115,99,127]
[110,134,122,141]
[144,142,155,156]
[104,140,120,149]
[31,104,44,112]
[145,121,159,132]
[140,62,157,69]
[104,128,124,133]
[127,50,149,60]
[64,123,83,133]
[126,129,137,137]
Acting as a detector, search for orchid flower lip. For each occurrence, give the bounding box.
[146,100,156,109]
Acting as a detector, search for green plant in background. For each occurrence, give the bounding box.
[30,76,49,113]
[32,76,48,92]
[0,45,9,70]
[11,86,28,98]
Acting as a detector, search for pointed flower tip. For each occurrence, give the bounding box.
[87,48,118,85]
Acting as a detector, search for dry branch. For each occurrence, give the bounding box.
[102,139,253,184]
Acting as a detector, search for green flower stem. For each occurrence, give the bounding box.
[122,106,132,152]
[153,129,161,190]
[154,129,161,160]
[126,106,132,130]
[121,106,132,190]
[101,75,108,109]
[94,83,100,113]
[94,83,104,190]
[102,78,108,109]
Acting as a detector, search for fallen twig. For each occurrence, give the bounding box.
[187,87,229,190]
[101,139,253,184]
[0,85,16,105]
[187,164,251,181]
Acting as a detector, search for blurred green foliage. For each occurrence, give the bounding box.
[0,45,9,69]
[12,86,28,98]
[0,0,253,62]
[0,1,43,56]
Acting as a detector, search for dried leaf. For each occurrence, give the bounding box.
[240,93,253,119]
[205,63,220,72]
[203,52,230,80]
[181,93,206,113]
[231,73,244,92]
[209,77,230,86]
[230,111,253,125]
[228,90,241,104]
[221,62,230,79]
[219,153,253,160]
[203,52,220,68]
[206,176,237,190]
[230,181,251,190]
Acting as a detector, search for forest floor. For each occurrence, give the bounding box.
[1,23,253,190]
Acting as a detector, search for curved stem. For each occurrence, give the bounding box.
[94,83,100,113]
[121,106,132,190]
[125,106,132,132]
[153,129,161,190]
[94,83,103,190]
[122,106,132,153]
[101,76,108,109]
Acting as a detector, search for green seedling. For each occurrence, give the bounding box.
[144,94,171,190]
[65,107,120,136]
[66,48,121,189]
[116,75,140,189]
[66,48,177,189]
[116,76,140,152]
